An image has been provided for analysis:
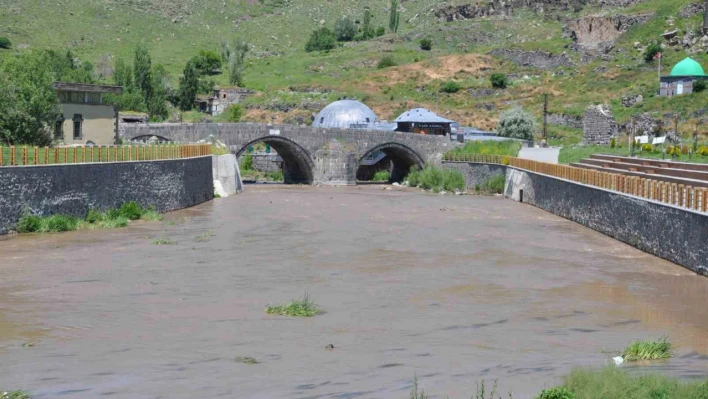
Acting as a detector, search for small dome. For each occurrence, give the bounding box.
[312,100,378,129]
[670,57,706,77]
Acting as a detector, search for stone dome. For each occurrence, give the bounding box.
[312,100,378,129]
[670,57,706,77]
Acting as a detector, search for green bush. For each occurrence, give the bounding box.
[265,170,284,181]
[536,387,575,399]
[41,215,79,232]
[335,17,357,42]
[698,146,708,156]
[240,154,254,171]
[372,170,391,181]
[644,42,661,63]
[226,104,243,122]
[0,37,11,49]
[491,73,508,89]
[406,165,465,193]
[497,106,537,140]
[694,79,707,93]
[85,209,103,224]
[16,214,42,233]
[305,28,337,52]
[420,38,432,51]
[478,174,505,194]
[440,81,461,93]
[118,201,144,220]
[377,56,397,69]
[622,337,672,361]
[610,137,616,148]
[375,27,386,37]
[1,391,30,399]
[641,143,654,152]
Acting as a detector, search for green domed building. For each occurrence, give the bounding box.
[659,57,707,96]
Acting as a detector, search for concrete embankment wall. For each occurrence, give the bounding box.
[0,157,214,235]
[442,162,708,276]
[442,162,508,188]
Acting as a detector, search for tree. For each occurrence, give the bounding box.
[497,106,537,140]
[178,61,199,111]
[305,27,337,52]
[389,0,400,34]
[192,50,222,75]
[0,37,11,49]
[376,27,386,37]
[148,64,169,121]
[227,38,249,86]
[420,38,432,51]
[335,17,357,42]
[0,51,61,146]
[113,58,133,89]
[134,43,153,104]
[644,42,661,63]
[226,105,243,122]
[491,73,508,89]
[359,8,375,40]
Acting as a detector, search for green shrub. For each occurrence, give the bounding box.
[99,216,129,229]
[41,215,79,232]
[536,386,575,399]
[420,38,432,51]
[265,170,284,181]
[16,214,41,233]
[85,209,103,224]
[644,42,661,63]
[497,106,537,140]
[372,170,391,181]
[491,73,508,89]
[0,37,11,49]
[694,79,707,93]
[610,137,616,148]
[240,154,253,171]
[265,293,320,317]
[478,174,505,194]
[1,391,30,399]
[406,165,465,193]
[440,81,461,93]
[226,104,243,122]
[118,201,144,220]
[334,17,357,42]
[698,146,708,156]
[641,143,653,152]
[622,337,672,361]
[375,27,386,37]
[377,56,397,69]
[305,27,337,52]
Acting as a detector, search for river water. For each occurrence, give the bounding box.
[0,186,707,399]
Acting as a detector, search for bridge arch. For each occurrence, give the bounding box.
[236,136,315,184]
[358,142,425,183]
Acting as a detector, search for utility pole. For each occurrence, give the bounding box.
[673,116,679,160]
[542,93,548,144]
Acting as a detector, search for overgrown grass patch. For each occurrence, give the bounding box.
[1,392,30,399]
[265,293,321,317]
[448,140,522,157]
[621,337,672,361]
[372,170,391,182]
[476,173,505,194]
[407,165,466,193]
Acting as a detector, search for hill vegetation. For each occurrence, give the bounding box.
[2,0,708,143]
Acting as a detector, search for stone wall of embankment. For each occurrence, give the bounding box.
[0,157,214,235]
[442,162,708,276]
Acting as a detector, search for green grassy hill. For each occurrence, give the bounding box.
[2,0,708,142]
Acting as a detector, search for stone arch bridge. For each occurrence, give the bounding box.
[124,123,456,185]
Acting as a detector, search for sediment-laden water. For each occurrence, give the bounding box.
[0,186,706,398]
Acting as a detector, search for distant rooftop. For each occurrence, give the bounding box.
[313,100,379,129]
[53,82,123,94]
[394,108,455,124]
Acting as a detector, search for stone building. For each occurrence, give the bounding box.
[53,82,123,145]
[394,108,455,136]
[583,104,617,145]
[659,57,708,97]
[196,87,254,116]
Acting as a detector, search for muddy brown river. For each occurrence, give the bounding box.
[1,185,707,399]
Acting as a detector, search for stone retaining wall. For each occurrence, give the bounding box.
[0,157,213,235]
[441,162,507,188]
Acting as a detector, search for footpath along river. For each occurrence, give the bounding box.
[0,185,707,399]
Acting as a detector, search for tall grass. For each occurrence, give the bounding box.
[448,140,522,157]
[564,366,708,399]
[621,337,672,361]
[407,165,466,193]
[372,170,391,182]
[265,293,320,317]
[477,173,505,194]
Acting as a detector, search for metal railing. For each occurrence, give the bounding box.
[0,144,211,166]
[443,153,708,213]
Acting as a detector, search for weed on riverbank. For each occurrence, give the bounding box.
[621,337,672,361]
[475,174,505,195]
[1,391,30,399]
[152,238,176,245]
[407,166,466,193]
[265,293,320,317]
[235,356,259,364]
[372,170,391,182]
[16,202,162,234]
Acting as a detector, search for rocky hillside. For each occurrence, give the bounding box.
[2,0,708,142]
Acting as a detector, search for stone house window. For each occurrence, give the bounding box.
[73,114,83,140]
[55,116,64,139]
